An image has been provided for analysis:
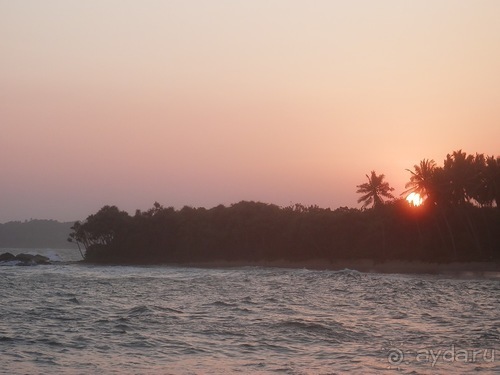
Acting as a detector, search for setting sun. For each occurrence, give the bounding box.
[406,192,423,206]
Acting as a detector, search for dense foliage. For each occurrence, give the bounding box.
[70,150,500,264]
[403,151,500,208]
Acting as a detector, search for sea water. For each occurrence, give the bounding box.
[0,249,498,374]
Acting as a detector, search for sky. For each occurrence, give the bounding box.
[1,0,500,223]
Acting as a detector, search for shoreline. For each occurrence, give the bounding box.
[117,258,500,278]
[171,259,500,278]
[3,248,497,277]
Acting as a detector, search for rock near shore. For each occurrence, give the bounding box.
[0,252,51,266]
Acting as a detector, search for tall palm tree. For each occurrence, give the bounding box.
[443,150,476,205]
[356,171,395,209]
[402,159,437,204]
[477,155,500,208]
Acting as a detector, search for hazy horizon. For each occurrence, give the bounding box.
[2,1,500,223]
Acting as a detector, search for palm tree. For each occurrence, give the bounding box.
[402,159,437,204]
[443,150,476,205]
[475,155,500,208]
[356,171,395,209]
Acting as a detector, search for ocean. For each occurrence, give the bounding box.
[0,248,498,374]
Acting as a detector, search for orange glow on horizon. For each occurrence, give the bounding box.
[1,2,500,222]
[406,192,423,207]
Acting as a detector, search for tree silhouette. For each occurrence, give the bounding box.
[403,159,437,204]
[473,155,500,208]
[64,149,500,265]
[443,150,476,205]
[484,156,500,208]
[356,171,395,209]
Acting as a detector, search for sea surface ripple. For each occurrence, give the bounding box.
[0,250,498,374]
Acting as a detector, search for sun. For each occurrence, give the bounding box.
[406,192,423,207]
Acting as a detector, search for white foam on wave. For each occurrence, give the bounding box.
[41,250,63,262]
[0,260,21,266]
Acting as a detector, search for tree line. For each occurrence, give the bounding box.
[357,150,499,209]
[70,150,500,264]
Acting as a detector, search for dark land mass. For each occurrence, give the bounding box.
[70,200,500,268]
[0,220,78,249]
[6,150,500,273]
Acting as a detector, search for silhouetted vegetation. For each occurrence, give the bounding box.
[356,171,395,209]
[70,150,500,264]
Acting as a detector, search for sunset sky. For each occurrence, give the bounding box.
[1,0,499,222]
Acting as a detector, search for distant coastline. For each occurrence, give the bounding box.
[0,220,78,249]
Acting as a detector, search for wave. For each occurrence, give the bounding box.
[126,305,153,317]
[1,264,498,374]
